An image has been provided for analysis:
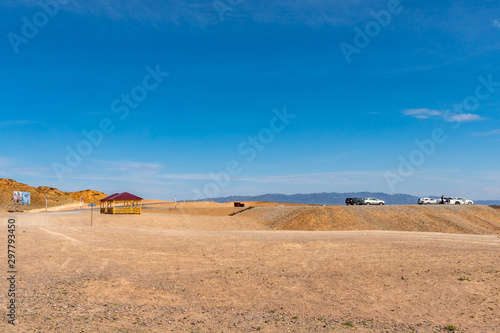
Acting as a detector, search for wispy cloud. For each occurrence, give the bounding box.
[479,171,500,181]
[401,108,442,119]
[7,0,216,25]
[493,19,500,28]
[8,0,385,27]
[0,157,14,168]
[0,120,39,128]
[235,171,388,185]
[0,157,52,179]
[402,109,485,122]
[484,186,500,195]
[443,113,485,122]
[156,173,213,181]
[0,163,51,179]
[95,160,163,172]
[473,129,500,136]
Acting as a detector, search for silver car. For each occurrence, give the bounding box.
[418,197,438,205]
[361,198,385,205]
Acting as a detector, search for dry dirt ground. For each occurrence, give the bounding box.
[1,205,499,332]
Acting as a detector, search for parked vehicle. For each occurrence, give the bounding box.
[453,197,474,205]
[345,198,363,205]
[418,197,439,205]
[360,198,385,205]
[438,197,474,205]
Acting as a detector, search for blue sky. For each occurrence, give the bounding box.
[1,0,499,200]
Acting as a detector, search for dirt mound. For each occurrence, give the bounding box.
[69,190,108,203]
[143,201,312,209]
[143,207,243,216]
[243,201,310,207]
[143,201,235,208]
[252,205,500,235]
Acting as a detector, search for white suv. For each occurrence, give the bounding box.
[361,198,385,205]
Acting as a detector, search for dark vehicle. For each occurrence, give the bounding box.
[345,198,363,205]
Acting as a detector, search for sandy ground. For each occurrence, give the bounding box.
[0,207,499,332]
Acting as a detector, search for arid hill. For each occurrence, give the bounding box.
[68,190,108,203]
[0,179,107,210]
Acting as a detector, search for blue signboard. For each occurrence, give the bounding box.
[22,192,31,205]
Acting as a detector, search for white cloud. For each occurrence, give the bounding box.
[443,113,485,122]
[493,19,500,28]
[402,109,485,122]
[401,108,443,119]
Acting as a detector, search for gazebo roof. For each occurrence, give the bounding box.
[100,193,119,201]
[100,192,143,202]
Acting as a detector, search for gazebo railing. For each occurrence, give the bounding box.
[100,205,141,214]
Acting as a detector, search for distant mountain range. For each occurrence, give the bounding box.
[206,192,500,206]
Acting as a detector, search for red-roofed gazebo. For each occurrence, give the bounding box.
[100,192,143,215]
